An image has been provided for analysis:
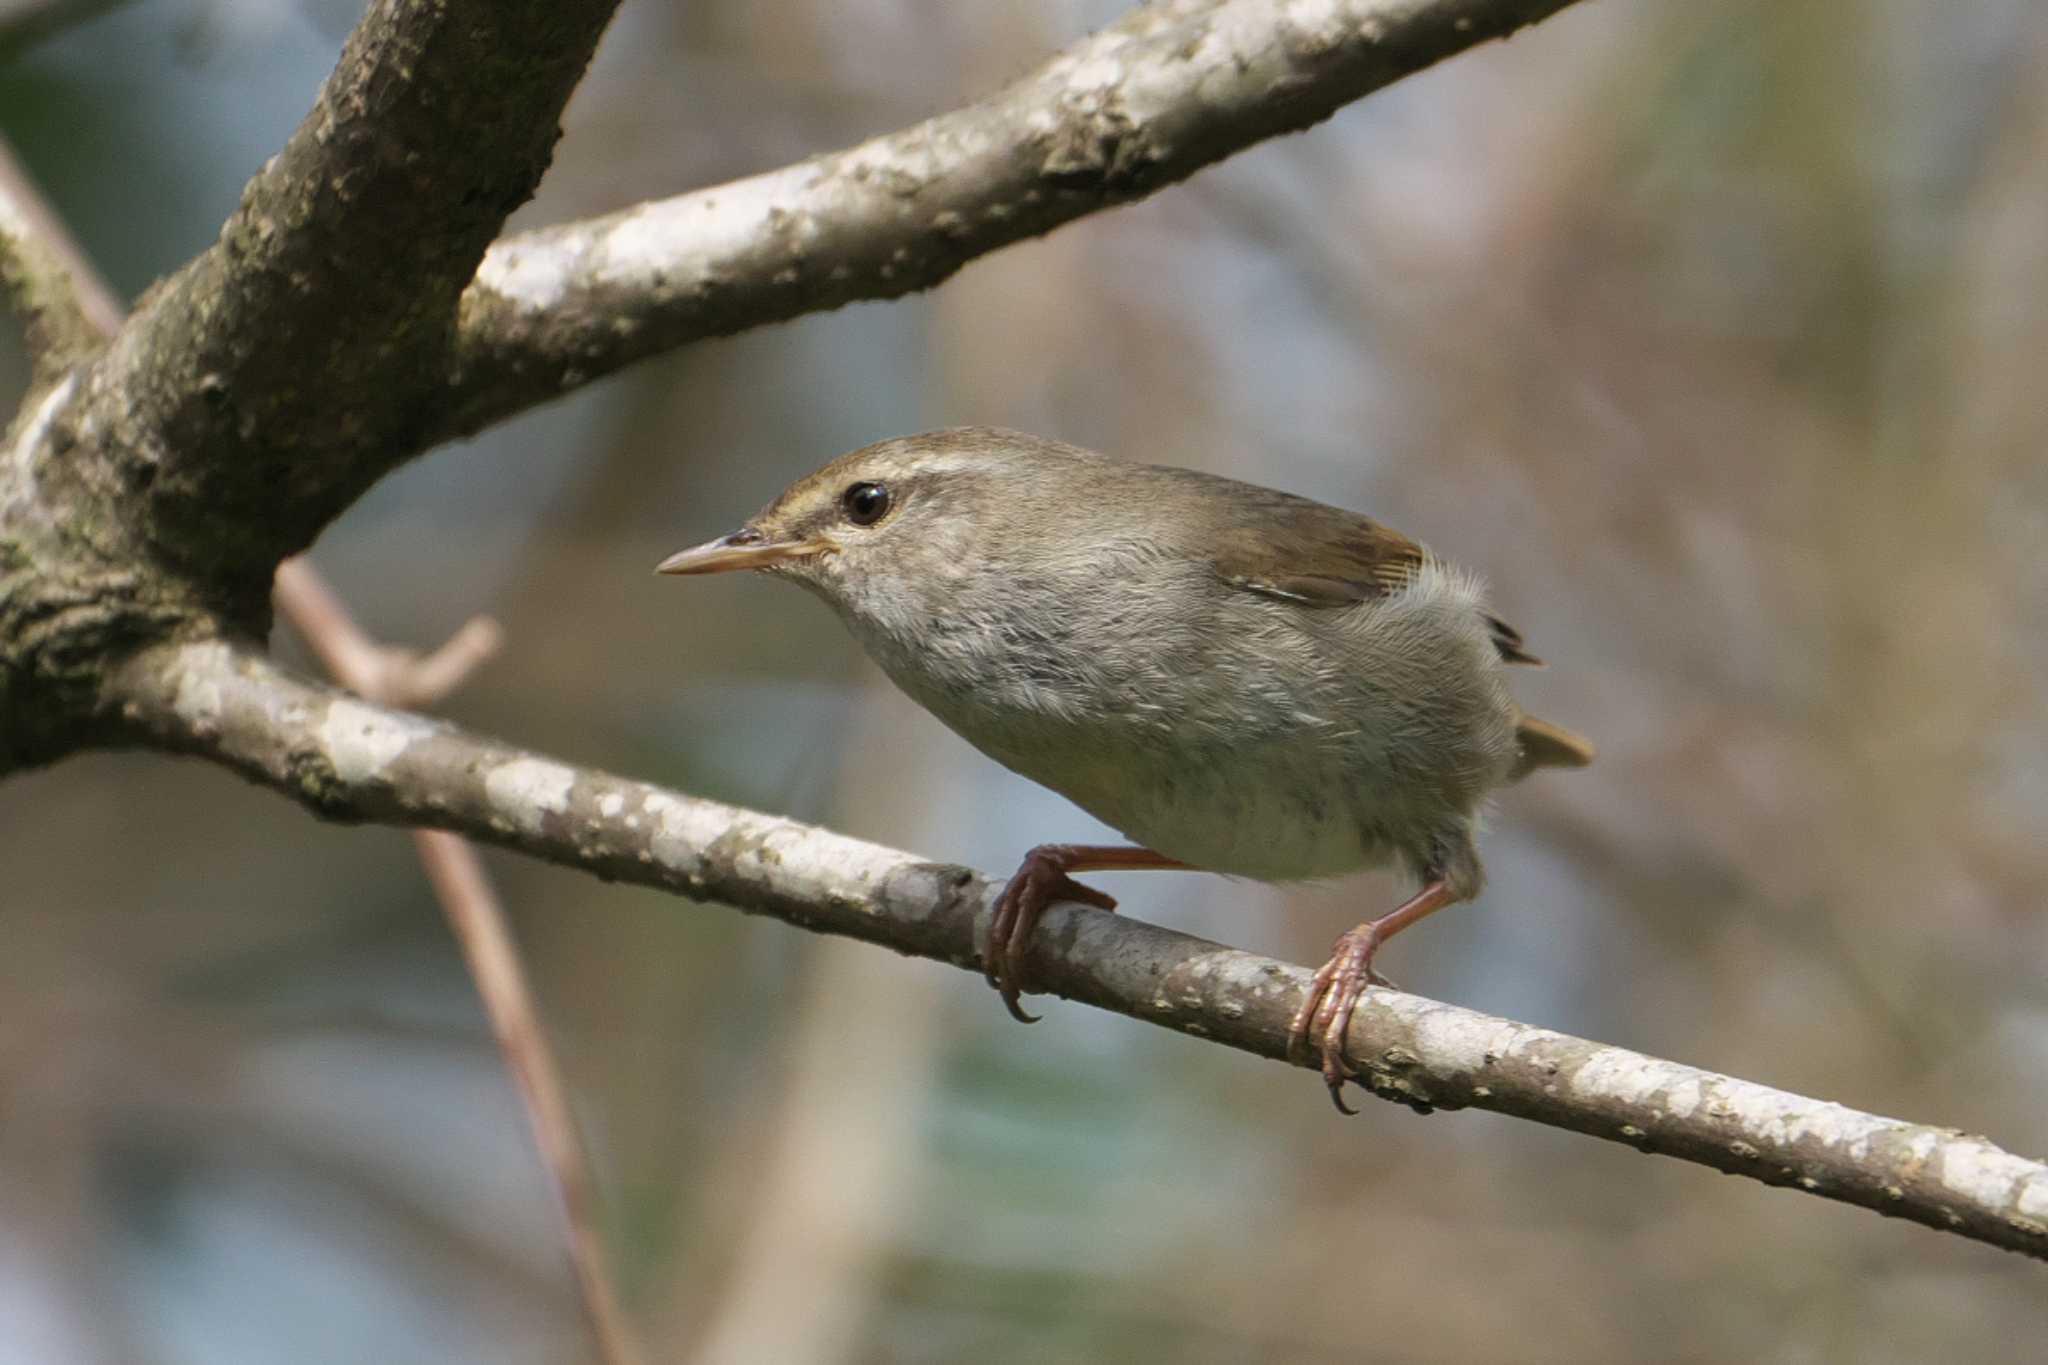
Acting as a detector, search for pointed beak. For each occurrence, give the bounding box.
[654,527,829,576]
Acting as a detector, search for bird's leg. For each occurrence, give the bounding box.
[988,844,1186,1023]
[1287,879,1462,1114]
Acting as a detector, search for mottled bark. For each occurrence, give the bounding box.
[441,0,1581,443]
[74,0,618,607]
[1,0,615,766]
[104,639,2048,1263]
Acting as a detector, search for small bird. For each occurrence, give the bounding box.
[659,428,1592,1109]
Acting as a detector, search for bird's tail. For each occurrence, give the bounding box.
[1509,711,1595,782]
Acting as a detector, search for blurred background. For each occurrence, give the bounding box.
[4,0,2047,1360]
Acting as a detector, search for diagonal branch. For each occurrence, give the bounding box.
[0,134,122,383]
[439,0,1588,443]
[77,0,620,597]
[102,637,2048,1265]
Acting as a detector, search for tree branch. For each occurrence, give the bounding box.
[410,828,644,1365]
[103,637,2048,1265]
[14,0,2042,1286]
[439,0,1587,442]
[0,131,641,1358]
[0,134,121,383]
[275,558,503,711]
[75,0,619,603]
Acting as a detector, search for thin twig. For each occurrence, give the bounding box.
[409,827,642,1365]
[271,566,637,1365]
[105,638,2048,1266]
[273,560,504,711]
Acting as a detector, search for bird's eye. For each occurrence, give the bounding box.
[841,481,892,526]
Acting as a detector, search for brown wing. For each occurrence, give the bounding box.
[1207,494,1541,665]
[1207,495,1423,605]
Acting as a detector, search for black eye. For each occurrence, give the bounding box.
[841,481,892,526]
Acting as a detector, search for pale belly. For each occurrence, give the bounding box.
[987,727,1417,881]
[844,557,1520,881]
[880,636,1517,882]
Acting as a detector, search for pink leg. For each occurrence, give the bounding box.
[988,844,1186,1022]
[1286,879,1462,1113]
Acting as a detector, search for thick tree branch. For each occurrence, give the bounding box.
[439,0,1586,443]
[103,637,2048,1265]
[74,0,619,605]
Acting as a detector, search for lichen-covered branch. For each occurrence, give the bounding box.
[104,637,2048,1264]
[438,0,1586,443]
[73,0,619,603]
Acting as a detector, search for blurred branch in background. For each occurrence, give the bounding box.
[106,636,2048,1265]
[0,127,638,1365]
[275,562,503,712]
[272,564,642,1365]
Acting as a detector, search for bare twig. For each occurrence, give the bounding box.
[437,0,1589,442]
[104,638,2048,1265]
[408,827,643,1365]
[271,564,634,1365]
[273,560,503,711]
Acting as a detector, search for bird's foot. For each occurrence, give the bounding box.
[987,845,1118,1023]
[1287,925,1394,1115]
[1287,877,1458,1114]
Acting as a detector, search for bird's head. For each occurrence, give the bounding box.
[657,427,1089,619]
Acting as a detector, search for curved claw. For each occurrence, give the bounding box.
[987,868,1044,1020]
[1285,877,1459,1114]
[985,852,1118,1023]
[1287,924,1389,1115]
